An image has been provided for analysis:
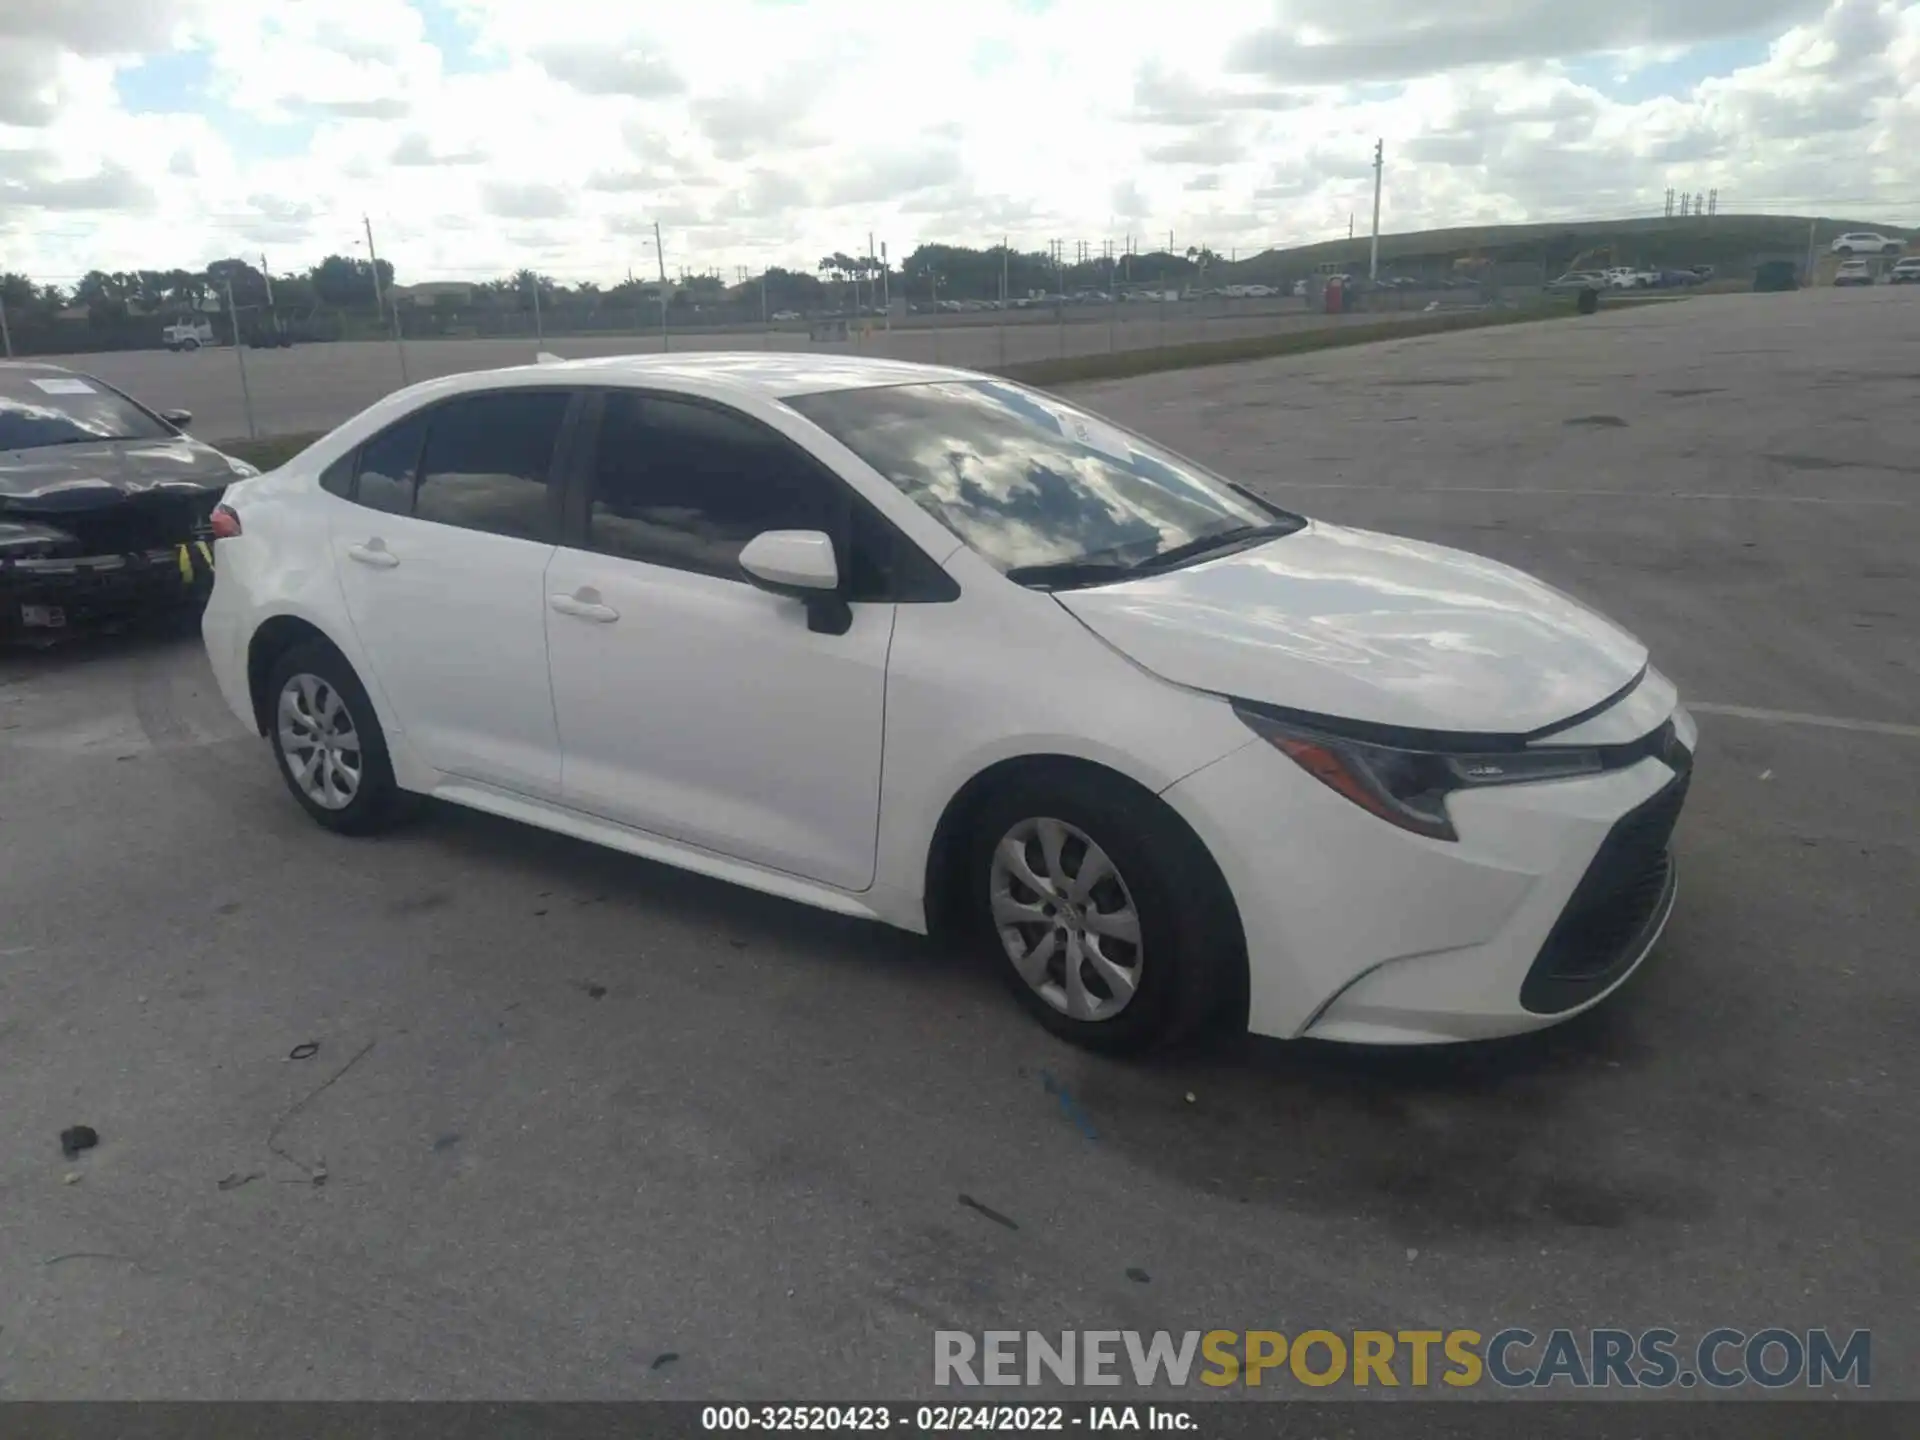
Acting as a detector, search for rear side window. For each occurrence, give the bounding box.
[355,411,429,516]
[414,390,570,541]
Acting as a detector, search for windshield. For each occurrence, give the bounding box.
[0,374,172,451]
[786,379,1299,583]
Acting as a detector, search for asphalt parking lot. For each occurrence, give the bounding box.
[2,287,1914,1400]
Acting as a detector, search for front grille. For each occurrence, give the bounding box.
[43,492,220,557]
[1519,766,1689,1014]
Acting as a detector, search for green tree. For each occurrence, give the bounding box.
[206,256,270,308]
[309,253,393,309]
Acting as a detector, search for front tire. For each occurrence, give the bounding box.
[965,772,1241,1054]
[266,641,410,835]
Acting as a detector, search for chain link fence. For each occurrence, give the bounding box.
[35,281,1512,446]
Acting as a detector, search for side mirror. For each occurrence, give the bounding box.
[738,529,850,635]
[160,408,193,428]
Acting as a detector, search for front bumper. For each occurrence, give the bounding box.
[1165,703,1696,1045]
[2,540,215,639]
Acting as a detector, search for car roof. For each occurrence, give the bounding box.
[469,351,983,401]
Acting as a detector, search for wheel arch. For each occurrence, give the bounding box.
[246,614,344,735]
[922,753,1244,937]
[921,751,1251,1037]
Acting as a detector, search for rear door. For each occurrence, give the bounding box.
[328,387,578,798]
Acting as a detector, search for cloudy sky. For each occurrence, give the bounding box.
[2,0,1916,286]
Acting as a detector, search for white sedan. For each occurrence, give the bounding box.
[202,354,1695,1051]
[1830,232,1904,255]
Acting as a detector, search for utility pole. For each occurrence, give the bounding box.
[1369,138,1384,282]
[998,236,1009,366]
[363,214,407,385]
[530,274,543,347]
[0,293,12,359]
[260,252,274,308]
[653,219,669,352]
[1804,219,1819,289]
[880,239,890,329]
[225,279,257,439]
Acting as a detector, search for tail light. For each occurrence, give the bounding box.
[210,503,243,540]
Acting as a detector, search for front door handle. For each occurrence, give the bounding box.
[549,591,619,623]
[346,541,399,569]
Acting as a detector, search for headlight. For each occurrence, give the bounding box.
[1233,703,1604,842]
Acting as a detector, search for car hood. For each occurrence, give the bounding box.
[0,436,246,511]
[1054,521,1649,736]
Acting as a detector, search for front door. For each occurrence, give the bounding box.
[544,390,891,890]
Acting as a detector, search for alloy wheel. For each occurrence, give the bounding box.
[277,672,362,811]
[989,816,1144,1022]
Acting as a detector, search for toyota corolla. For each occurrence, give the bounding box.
[201,353,1694,1051]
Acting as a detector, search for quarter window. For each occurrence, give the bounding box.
[353,410,429,517]
[414,390,570,541]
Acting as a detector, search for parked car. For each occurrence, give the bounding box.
[1887,258,1920,285]
[1833,258,1874,287]
[2,362,259,641]
[203,353,1695,1053]
[771,310,801,321]
[1830,232,1904,255]
[1547,271,1605,292]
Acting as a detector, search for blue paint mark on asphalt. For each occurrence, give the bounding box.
[1040,1069,1098,1142]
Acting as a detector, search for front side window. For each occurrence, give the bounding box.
[585,392,840,579]
[785,379,1300,588]
[413,390,569,541]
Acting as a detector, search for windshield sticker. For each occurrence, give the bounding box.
[30,378,96,395]
[1058,412,1134,462]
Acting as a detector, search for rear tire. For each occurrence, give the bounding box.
[266,640,411,835]
[964,770,1242,1054]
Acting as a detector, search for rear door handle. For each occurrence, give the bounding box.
[347,541,399,569]
[549,592,619,623]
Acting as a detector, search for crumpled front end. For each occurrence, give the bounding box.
[1,488,223,641]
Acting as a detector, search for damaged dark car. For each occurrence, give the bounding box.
[1,362,258,643]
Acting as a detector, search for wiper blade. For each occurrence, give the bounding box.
[1003,558,1140,591]
[1133,521,1299,574]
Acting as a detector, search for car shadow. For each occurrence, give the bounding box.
[0,614,204,680]
[404,794,1699,1242]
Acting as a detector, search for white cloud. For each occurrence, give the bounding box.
[0,0,1915,287]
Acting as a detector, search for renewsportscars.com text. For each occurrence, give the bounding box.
[934,1328,1871,1390]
